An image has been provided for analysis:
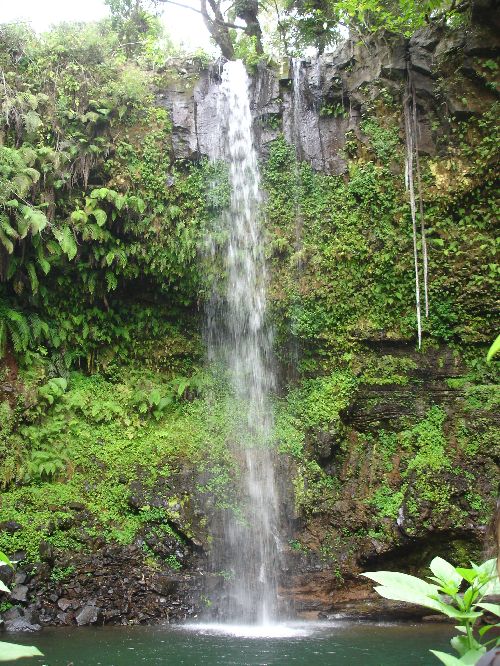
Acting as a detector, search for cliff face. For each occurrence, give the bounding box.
[0,2,498,629]
[157,3,499,615]
[163,2,499,168]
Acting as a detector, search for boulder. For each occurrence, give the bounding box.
[3,616,41,632]
[75,605,101,626]
[39,541,54,563]
[0,521,23,534]
[10,585,28,602]
[57,598,73,612]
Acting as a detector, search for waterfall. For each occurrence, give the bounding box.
[205,60,280,625]
[291,58,303,161]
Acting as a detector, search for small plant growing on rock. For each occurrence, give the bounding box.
[362,557,500,665]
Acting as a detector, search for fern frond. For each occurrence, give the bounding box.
[5,309,30,351]
[0,214,19,240]
[35,243,51,275]
[0,229,14,254]
[26,261,39,293]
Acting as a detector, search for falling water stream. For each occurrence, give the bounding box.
[205,60,280,626]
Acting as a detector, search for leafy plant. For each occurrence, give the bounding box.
[362,557,500,664]
[38,377,68,405]
[27,447,69,481]
[50,565,75,582]
[165,554,182,571]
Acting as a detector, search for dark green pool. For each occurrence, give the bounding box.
[5,621,455,665]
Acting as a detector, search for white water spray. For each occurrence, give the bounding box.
[205,60,280,625]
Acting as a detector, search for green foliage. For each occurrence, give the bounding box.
[0,367,237,560]
[320,102,348,118]
[0,17,212,369]
[233,35,267,71]
[50,565,75,582]
[0,3,497,598]
[281,0,458,54]
[363,557,500,664]
[165,554,182,571]
[289,371,358,430]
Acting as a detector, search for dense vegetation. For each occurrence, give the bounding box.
[0,0,498,604]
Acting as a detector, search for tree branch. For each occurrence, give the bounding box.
[156,0,204,14]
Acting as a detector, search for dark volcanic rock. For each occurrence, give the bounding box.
[0,521,23,534]
[324,597,440,621]
[3,617,41,632]
[57,598,73,611]
[39,541,55,564]
[75,605,101,626]
[10,585,29,602]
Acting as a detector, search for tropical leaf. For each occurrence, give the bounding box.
[0,230,14,254]
[430,557,463,588]
[0,641,43,661]
[20,206,48,234]
[487,334,500,363]
[430,648,485,665]
[429,651,466,665]
[92,208,107,227]
[477,603,500,616]
[53,226,77,260]
[361,570,440,598]
[0,551,12,568]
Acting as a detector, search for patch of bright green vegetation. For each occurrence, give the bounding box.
[0,368,237,561]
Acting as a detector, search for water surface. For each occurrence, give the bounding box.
[6,621,454,665]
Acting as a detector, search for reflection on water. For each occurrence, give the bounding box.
[5,621,455,665]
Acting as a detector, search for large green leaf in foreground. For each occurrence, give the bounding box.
[0,642,43,661]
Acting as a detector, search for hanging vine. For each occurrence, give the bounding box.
[403,70,429,348]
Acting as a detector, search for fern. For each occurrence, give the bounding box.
[105,271,117,291]
[29,313,49,342]
[0,230,14,254]
[53,226,77,260]
[26,261,39,293]
[35,244,51,275]
[0,215,19,240]
[0,301,50,358]
[20,206,48,234]
[27,448,68,481]
[4,309,30,353]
